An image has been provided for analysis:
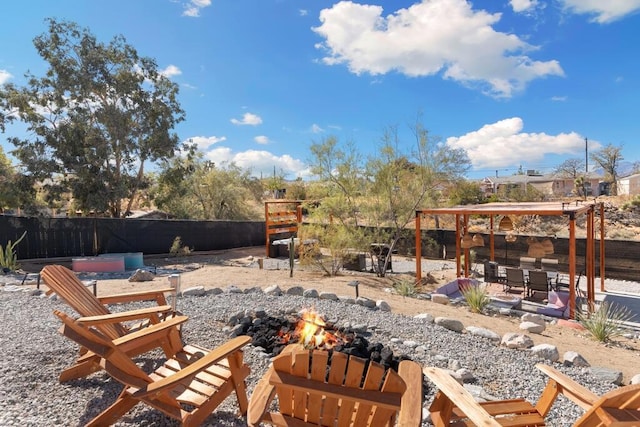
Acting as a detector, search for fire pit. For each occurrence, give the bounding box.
[234,308,408,371]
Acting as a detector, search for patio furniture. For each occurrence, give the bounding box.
[247,344,423,426]
[541,258,559,272]
[54,310,251,427]
[41,264,179,382]
[504,267,526,294]
[527,270,551,299]
[425,363,640,426]
[519,256,537,270]
[537,290,571,318]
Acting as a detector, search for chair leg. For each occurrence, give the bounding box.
[86,393,138,427]
[59,357,102,382]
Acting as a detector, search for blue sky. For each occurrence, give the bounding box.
[1,0,639,180]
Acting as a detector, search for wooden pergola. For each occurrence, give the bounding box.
[415,201,605,318]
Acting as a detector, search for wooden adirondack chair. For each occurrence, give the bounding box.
[247,344,423,427]
[424,363,640,426]
[41,264,179,381]
[54,310,251,427]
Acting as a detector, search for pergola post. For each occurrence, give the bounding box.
[568,213,577,319]
[415,211,422,281]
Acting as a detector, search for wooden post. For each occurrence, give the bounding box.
[455,214,461,278]
[416,211,422,282]
[265,202,270,257]
[568,214,576,319]
[600,202,606,292]
[489,215,495,261]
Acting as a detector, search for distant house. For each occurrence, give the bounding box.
[617,173,640,196]
[481,170,603,198]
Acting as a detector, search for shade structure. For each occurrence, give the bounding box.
[472,234,485,247]
[541,238,554,255]
[498,216,514,231]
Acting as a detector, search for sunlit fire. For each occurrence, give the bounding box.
[294,309,341,350]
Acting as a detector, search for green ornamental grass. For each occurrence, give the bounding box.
[577,301,635,343]
[462,284,490,313]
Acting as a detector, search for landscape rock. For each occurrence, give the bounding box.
[630,374,640,385]
[181,286,205,297]
[501,332,534,349]
[465,326,501,341]
[521,313,545,326]
[530,344,559,362]
[376,300,391,312]
[128,269,155,282]
[264,285,283,296]
[319,292,339,301]
[563,351,590,367]
[225,285,243,293]
[431,294,450,305]
[355,297,376,308]
[519,321,545,334]
[303,288,319,298]
[414,313,435,323]
[285,286,304,296]
[590,367,624,385]
[434,317,464,333]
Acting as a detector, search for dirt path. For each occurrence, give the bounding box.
[79,247,640,384]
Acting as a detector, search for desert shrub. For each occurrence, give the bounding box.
[0,231,27,272]
[577,302,635,342]
[392,278,417,297]
[462,284,490,313]
[169,236,192,257]
[297,223,366,276]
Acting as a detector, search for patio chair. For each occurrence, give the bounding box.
[41,264,179,381]
[527,270,551,299]
[247,344,423,426]
[425,363,640,426]
[504,267,526,294]
[540,258,559,272]
[54,310,251,427]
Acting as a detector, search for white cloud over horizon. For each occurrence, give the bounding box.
[231,112,263,126]
[204,146,309,178]
[312,0,564,98]
[559,0,640,23]
[0,69,12,84]
[446,117,599,170]
[160,64,182,78]
[510,0,538,13]
[254,135,270,144]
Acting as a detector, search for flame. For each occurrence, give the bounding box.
[295,309,339,350]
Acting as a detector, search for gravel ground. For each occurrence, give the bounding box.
[0,286,621,426]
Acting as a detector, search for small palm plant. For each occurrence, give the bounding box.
[392,278,417,297]
[0,231,27,272]
[462,284,490,313]
[577,302,635,343]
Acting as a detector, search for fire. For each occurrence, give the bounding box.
[295,309,340,350]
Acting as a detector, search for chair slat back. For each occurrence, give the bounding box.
[42,265,126,339]
[506,268,525,287]
[269,348,405,426]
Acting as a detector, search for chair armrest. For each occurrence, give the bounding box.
[135,335,252,397]
[397,360,423,426]
[76,305,173,326]
[97,287,175,305]
[535,363,598,410]
[423,367,501,427]
[247,367,278,426]
[109,315,189,354]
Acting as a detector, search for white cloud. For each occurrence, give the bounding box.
[551,95,567,101]
[230,112,263,126]
[182,0,211,17]
[310,123,324,133]
[299,9,309,16]
[446,117,595,170]
[0,69,12,84]
[254,135,270,145]
[510,0,538,13]
[204,147,309,178]
[312,0,564,98]
[160,64,182,78]
[186,135,226,151]
[559,0,640,23]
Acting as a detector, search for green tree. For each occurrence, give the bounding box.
[152,156,262,220]
[448,180,486,205]
[590,143,624,196]
[0,19,185,217]
[304,117,470,276]
[555,158,588,197]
